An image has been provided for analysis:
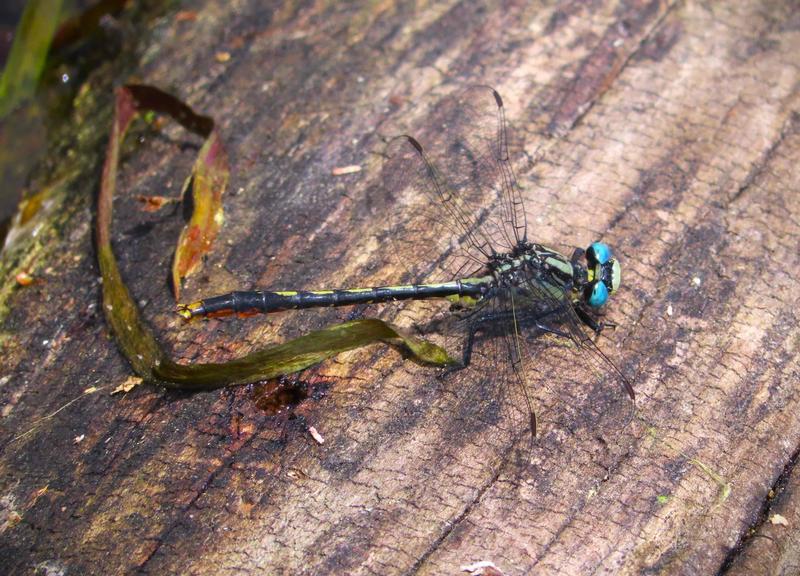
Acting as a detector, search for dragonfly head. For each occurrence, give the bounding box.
[582,241,621,308]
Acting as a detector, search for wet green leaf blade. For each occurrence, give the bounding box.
[0,0,64,118]
[153,318,458,390]
[97,85,455,390]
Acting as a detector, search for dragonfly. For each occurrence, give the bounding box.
[178,86,633,439]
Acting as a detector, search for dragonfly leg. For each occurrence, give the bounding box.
[570,247,585,265]
[459,320,479,368]
[534,322,571,339]
[602,318,618,330]
[455,308,507,369]
[574,305,605,335]
[436,331,472,388]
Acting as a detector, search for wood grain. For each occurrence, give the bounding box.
[1,1,799,575]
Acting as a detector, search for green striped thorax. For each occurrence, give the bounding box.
[447,240,621,310]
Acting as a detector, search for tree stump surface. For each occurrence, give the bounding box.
[2,1,800,575]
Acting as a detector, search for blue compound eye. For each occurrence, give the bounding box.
[587,242,612,266]
[586,280,609,308]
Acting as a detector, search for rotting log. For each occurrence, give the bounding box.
[2,1,800,575]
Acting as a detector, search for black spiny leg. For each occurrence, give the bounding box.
[574,304,605,335]
[534,321,571,339]
[570,247,585,265]
[602,318,618,330]
[454,309,508,372]
[461,324,476,369]
[435,322,475,388]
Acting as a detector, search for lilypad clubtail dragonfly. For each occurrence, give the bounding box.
[178,86,633,437]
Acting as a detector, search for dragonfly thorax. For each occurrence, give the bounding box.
[483,241,622,310]
[487,244,577,293]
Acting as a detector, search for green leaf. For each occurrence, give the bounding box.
[0,0,64,118]
[97,85,455,390]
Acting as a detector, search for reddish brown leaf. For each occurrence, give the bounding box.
[171,131,227,298]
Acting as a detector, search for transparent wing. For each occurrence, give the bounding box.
[374,86,632,444]
[413,279,631,451]
[435,85,527,253]
[515,271,636,404]
[516,317,635,433]
[380,135,490,283]
[413,291,541,452]
[379,85,527,284]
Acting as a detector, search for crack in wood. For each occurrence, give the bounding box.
[717,442,800,575]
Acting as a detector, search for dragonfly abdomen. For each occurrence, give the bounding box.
[178,280,490,320]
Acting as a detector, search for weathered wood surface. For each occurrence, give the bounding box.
[2,1,800,574]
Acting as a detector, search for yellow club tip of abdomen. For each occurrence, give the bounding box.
[176,302,199,320]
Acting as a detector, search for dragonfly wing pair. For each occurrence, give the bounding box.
[179,85,633,442]
[380,85,527,284]
[379,85,632,441]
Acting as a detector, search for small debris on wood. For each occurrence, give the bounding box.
[175,10,197,22]
[215,51,231,62]
[332,165,362,176]
[308,426,325,444]
[13,386,105,442]
[3,510,22,531]
[111,376,142,395]
[15,271,34,286]
[461,560,505,575]
[73,434,85,444]
[32,485,49,501]
[135,195,176,212]
[770,513,789,526]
